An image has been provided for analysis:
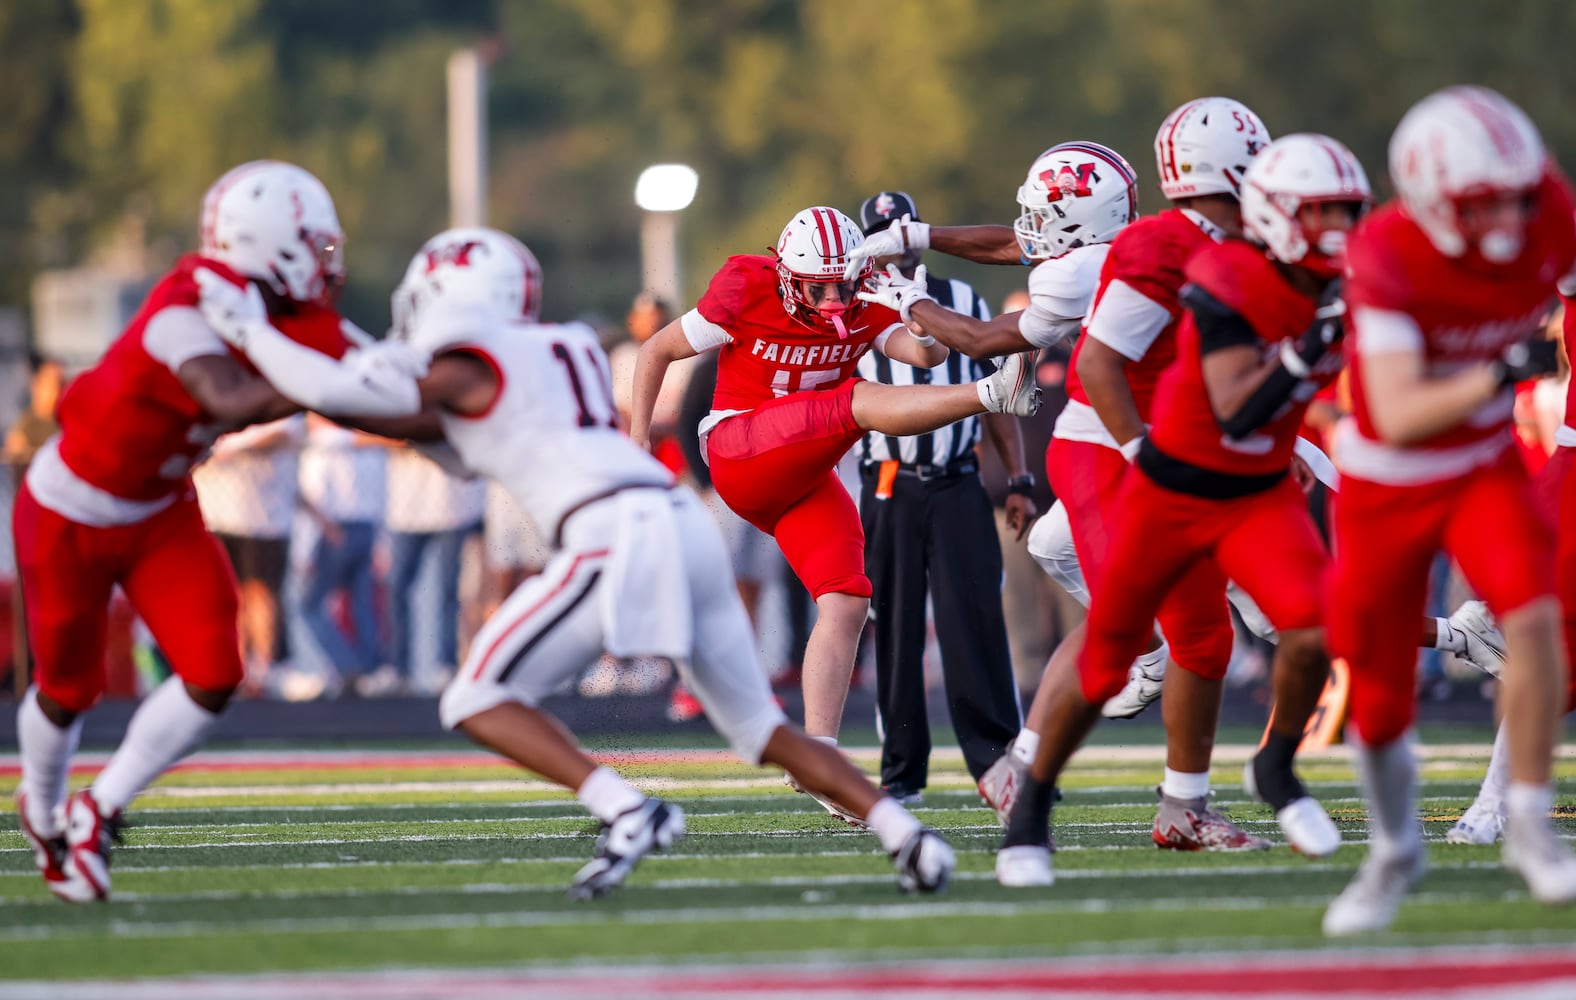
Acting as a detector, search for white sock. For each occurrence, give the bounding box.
[866,795,922,854]
[1473,724,1512,811]
[1135,644,1169,679]
[977,379,994,410]
[576,766,645,823]
[1435,617,1465,653]
[1353,730,1420,859]
[17,687,81,835]
[1162,768,1211,801]
[812,736,838,748]
[1010,729,1040,766]
[90,677,222,814]
[1505,781,1555,819]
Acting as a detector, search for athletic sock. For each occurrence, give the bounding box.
[90,677,223,815]
[17,687,81,835]
[1002,775,1056,848]
[1353,730,1420,860]
[1253,730,1308,810]
[1161,768,1211,802]
[1010,729,1040,766]
[1505,781,1555,821]
[1472,724,1512,812]
[1434,617,1465,653]
[576,766,646,824]
[867,796,923,855]
[1134,644,1169,680]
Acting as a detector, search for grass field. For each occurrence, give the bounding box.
[2,734,1575,997]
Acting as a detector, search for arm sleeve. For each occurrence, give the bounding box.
[1084,279,1175,361]
[241,320,423,417]
[1184,285,1261,355]
[1353,307,1424,355]
[680,308,733,353]
[143,306,230,373]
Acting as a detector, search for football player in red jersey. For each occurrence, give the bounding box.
[850,101,1270,852]
[630,206,1040,823]
[12,161,359,903]
[993,134,1371,886]
[1324,86,1576,935]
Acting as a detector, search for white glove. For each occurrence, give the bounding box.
[842,214,931,280]
[193,267,270,349]
[1119,435,1144,463]
[348,340,431,381]
[856,263,935,324]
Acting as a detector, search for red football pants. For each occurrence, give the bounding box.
[1078,471,1326,704]
[707,380,871,600]
[1533,443,1576,712]
[13,485,243,712]
[1328,451,1555,746]
[1047,437,1234,681]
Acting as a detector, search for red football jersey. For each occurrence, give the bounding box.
[1561,293,1576,433]
[1066,209,1217,419]
[695,255,902,412]
[1150,240,1338,478]
[1344,172,1576,481]
[55,254,350,502]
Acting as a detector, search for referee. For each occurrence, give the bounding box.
[855,191,1036,803]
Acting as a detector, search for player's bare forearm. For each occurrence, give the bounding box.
[909,301,1028,359]
[180,354,299,427]
[1201,343,1280,423]
[930,225,1023,266]
[631,319,697,447]
[983,410,1029,478]
[334,410,447,442]
[1361,350,1501,446]
[1075,338,1146,444]
[878,324,950,368]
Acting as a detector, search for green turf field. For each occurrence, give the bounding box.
[2,741,1574,984]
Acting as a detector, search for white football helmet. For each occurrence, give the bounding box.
[199,161,344,306]
[776,206,870,338]
[1389,85,1546,262]
[1154,97,1271,200]
[391,227,543,341]
[1241,134,1371,276]
[1014,141,1139,261]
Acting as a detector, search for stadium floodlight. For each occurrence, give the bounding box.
[634,164,699,213]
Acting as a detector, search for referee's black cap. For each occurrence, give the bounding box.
[858,191,921,235]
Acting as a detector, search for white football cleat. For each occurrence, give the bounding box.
[1322,846,1426,937]
[1101,656,1166,719]
[978,750,1027,825]
[568,798,685,900]
[892,828,955,894]
[1503,810,1576,905]
[995,844,1055,887]
[1446,799,1506,846]
[1446,600,1506,677]
[783,771,868,829]
[58,790,123,904]
[1275,797,1341,859]
[979,351,1042,417]
[16,790,72,901]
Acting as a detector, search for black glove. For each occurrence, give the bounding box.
[1494,337,1560,387]
[1282,284,1346,379]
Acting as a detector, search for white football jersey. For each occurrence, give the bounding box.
[410,301,672,535]
[1018,243,1111,348]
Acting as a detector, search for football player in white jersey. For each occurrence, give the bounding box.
[191,228,956,900]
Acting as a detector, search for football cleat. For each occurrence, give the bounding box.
[783,771,868,829]
[1446,799,1506,846]
[995,843,1055,888]
[568,798,685,901]
[1322,845,1426,936]
[57,790,124,903]
[1446,601,1506,677]
[1152,788,1271,852]
[979,352,1042,417]
[892,828,955,894]
[1100,655,1166,720]
[16,790,70,898]
[1242,757,1340,858]
[1503,810,1576,905]
[978,750,1027,825]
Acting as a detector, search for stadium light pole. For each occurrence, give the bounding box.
[448,48,489,227]
[634,164,698,307]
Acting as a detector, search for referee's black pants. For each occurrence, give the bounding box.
[860,465,1022,791]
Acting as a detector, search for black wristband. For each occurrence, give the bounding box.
[1006,474,1035,496]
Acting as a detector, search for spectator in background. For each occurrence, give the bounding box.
[481,480,550,617]
[4,355,65,485]
[193,415,305,693]
[611,292,695,475]
[980,289,1076,697]
[374,445,487,697]
[296,415,386,695]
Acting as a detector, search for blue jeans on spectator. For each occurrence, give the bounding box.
[387,527,468,677]
[301,520,380,678]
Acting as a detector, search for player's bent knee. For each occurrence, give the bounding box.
[439,677,528,731]
[811,572,872,601]
[1077,660,1129,706]
[36,677,102,717]
[719,706,790,765]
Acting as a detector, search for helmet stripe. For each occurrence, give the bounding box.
[1159,100,1200,184]
[1452,88,1524,159]
[1057,142,1138,184]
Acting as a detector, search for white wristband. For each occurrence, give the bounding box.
[1119,435,1144,463]
[907,328,937,347]
[902,220,932,252]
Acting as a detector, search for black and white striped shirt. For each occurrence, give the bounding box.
[857,275,992,468]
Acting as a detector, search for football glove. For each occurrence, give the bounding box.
[193,266,270,349]
[1494,337,1560,387]
[856,263,934,324]
[841,214,930,280]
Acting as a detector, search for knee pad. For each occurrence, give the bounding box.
[1028,503,1089,606]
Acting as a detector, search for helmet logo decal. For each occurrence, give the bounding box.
[1039,162,1098,202]
[424,240,483,274]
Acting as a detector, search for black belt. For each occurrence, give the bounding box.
[863,458,978,483]
[1136,439,1284,499]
